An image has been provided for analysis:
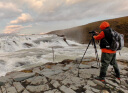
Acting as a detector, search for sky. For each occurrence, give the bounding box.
[0,0,128,35]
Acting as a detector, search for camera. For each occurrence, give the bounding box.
[89,31,96,36]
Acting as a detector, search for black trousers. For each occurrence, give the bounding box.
[100,53,120,78]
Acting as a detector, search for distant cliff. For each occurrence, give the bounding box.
[47,16,128,47]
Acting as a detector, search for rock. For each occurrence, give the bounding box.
[69,85,78,90]
[30,76,48,85]
[6,86,17,93]
[105,79,119,87]
[59,85,76,93]
[87,61,98,66]
[1,86,6,93]
[75,86,86,93]
[84,85,91,90]
[79,73,91,79]
[40,65,45,70]
[100,90,109,93]
[62,64,72,71]
[84,69,99,75]
[44,89,61,93]
[124,67,128,71]
[105,84,114,89]
[93,80,105,87]
[56,64,65,67]
[61,78,73,86]
[87,80,97,86]
[5,71,24,78]
[53,89,61,93]
[5,83,11,88]
[79,69,91,79]
[119,88,128,93]
[13,73,35,82]
[20,69,33,73]
[32,67,40,73]
[13,82,25,92]
[76,58,92,63]
[70,76,85,87]
[60,73,84,87]
[25,77,35,83]
[117,59,128,63]
[69,68,78,75]
[115,78,120,84]
[120,85,126,89]
[50,64,65,71]
[22,89,30,93]
[26,85,50,92]
[121,79,128,88]
[0,77,12,86]
[91,63,101,68]
[79,69,100,79]
[86,90,93,93]
[61,59,74,64]
[91,88,100,92]
[44,63,57,69]
[79,64,91,69]
[44,90,54,93]
[0,58,127,93]
[51,80,61,88]
[48,73,66,81]
[121,70,128,75]
[40,69,63,77]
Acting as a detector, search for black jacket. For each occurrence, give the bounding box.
[100,27,112,49]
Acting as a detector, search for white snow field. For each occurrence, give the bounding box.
[0,34,127,76]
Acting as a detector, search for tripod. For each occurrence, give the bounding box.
[77,32,100,77]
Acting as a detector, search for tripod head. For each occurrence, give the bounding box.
[89,31,96,36]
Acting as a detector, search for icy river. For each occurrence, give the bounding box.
[0,34,127,76]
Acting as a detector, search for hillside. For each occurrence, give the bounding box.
[47,16,128,47]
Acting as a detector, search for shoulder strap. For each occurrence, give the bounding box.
[102,27,111,45]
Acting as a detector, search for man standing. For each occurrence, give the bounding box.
[93,21,120,82]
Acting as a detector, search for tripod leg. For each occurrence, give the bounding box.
[77,38,93,77]
[79,38,93,64]
[92,38,100,67]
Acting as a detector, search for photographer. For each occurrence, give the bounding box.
[93,21,120,82]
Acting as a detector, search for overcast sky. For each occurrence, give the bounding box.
[0,0,128,34]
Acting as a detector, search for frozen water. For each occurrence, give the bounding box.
[0,34,127,76]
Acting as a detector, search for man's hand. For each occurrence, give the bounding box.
[93,31,99,39]
[95,31,99,35]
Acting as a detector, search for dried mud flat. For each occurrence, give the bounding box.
[0,57,128,93]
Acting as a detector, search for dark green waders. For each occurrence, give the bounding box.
[99,53,120,78]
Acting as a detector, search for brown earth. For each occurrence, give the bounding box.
[47,16,128,47]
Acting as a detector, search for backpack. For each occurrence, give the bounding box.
[109,28,124,51]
